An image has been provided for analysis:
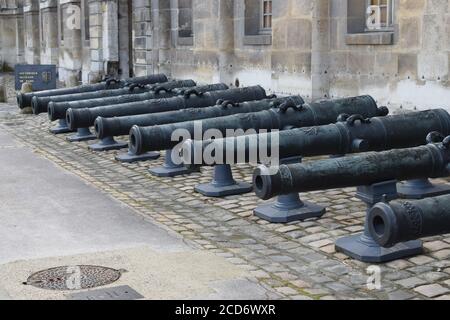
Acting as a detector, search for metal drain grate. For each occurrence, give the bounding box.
[24,265,123,291]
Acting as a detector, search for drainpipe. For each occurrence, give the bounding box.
[311,0,330,100]
[217,0,234,86]
[152,0,171,76]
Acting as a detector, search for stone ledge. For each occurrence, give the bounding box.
[345,32,394,45]
[177,37,194,46]
[243,34,272,46]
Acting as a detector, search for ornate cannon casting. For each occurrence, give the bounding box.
[48,83,227,134]
[183,109,450,166]
[16,74,168,109]
[368,192,450,248]
[93,96,303,153]
[64,86,267,142]
[32,79,196,115]
[181,109,450,219]
[130,96,386,156]
[253,137,450,263]
[47,82,227,122]
[126,95,386,178]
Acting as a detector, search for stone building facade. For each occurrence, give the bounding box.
[1,0,449,110]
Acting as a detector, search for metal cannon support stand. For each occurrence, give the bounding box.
[335,180,423,263]
[66,128,97,142]
[50,119,71,134]
[148,149,200,177]
[254,157,326,223]
[397,132,450,199]
[88,136,129,152]
[397,178,450,199]
[194,164,253,197]
[115,150,161,163]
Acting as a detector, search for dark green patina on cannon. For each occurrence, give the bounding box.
[48,83,228,123]
[129,95,386,156]
[368,152,450,247]
[91,96,303,152]
[32,79,196,115]
[183,109,450,166]
[64,86,268,142]
[16,74,168,109]
[253,139,450,200]
[253,137,450,263]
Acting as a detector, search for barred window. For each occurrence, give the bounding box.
[366,0,394,31]
[178,0,193,38]
[261,0,272,31]
[84,0,90,41]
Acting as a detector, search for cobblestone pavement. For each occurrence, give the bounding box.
[2,102,450,300]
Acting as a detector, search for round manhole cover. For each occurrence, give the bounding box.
[25,265,123,291]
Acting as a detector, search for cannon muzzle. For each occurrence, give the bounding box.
[17,92,25,109]
[31,96,45,115]
[253,138,450,200]
[129,125,145,155]
[367,202,402,248]
[66,108,93,131]
[368,193,450,248]
[253,165,282,200]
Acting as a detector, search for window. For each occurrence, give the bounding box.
[346,0,394,45]
[60,5,64,42]
[366,0,394,31]
[243,0,272,45]
[84,0,90,41]
[261,0,272,32]
[178,0,193,38]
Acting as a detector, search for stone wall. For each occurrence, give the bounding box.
[132,0,153,76]
[328,0,450,110]
[1,0,449,111]
[40,0,59,65]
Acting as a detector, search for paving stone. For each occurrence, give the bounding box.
[309,239,334,248]
[385,260,414,270]
[387,290,416,300]
[414,284,450,298]
[424,241,450,252]
[419,272,449,282]
[3,107,450,301]
[396,277,428,289]
[274,287,298,295]
[431,250,450,260]
[409,255,436,265]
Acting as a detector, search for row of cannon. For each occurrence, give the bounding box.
[18,74,450,263]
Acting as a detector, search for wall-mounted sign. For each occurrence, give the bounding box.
[15,64,57,91]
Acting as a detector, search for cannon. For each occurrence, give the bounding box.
[92,96,304,153]
[368,193,450,248]
[32,79,196,115]
[253,142,450,200]
[48,83,228,134]
[126,95,387,177]
[16,74,168,109]
[253,137,450,262]
[47,82,226,122]
[181,109,450,209]
[65,86,268,142]
[183,109,450,166]
[130,96,386,156]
